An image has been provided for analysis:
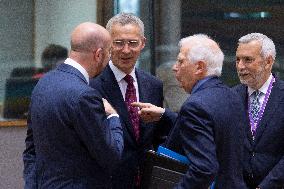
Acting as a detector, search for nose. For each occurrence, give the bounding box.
[172,63,177,72]
[121,44,131,53]
[236,59,245,70]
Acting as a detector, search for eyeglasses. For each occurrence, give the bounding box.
[112,40,140,49]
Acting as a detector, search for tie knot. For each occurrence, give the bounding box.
[252,90,261,98]
[124,74,134,84]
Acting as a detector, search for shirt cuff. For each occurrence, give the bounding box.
[107,114,119,119]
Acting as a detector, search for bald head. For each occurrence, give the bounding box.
[71,22,110,53]
[69,22,111,78]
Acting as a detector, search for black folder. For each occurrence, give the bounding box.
[141,150,188,189]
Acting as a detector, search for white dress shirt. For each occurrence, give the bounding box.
[64,58,89,84]
[109,61,140,102]
[248,73,273,105]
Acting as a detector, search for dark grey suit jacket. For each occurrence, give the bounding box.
[23,63,123,189]
[163,76,247,189]
[233,77,284,189]
[90,65,171,188]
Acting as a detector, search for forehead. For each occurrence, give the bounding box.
[178,45,190,59]
[236,40,262,57]
[111,23,142,39]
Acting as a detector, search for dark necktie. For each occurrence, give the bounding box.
[124,74,140,141]
[250,90,261,122]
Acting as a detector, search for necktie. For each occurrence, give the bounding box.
[250,90,261,122]
[124,74,140,141]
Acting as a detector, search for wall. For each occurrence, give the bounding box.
[0,1,97,188]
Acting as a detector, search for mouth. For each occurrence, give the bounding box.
[121,57,132,61]
[238,72,250,78]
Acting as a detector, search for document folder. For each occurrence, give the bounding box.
[141,146,215,189]
[141,149,188,189]
[157,146,190,165]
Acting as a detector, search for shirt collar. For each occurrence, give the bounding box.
[191,76,215,94]
[109,60,137,82]
[64,58,89,84]
[248,73,273,96]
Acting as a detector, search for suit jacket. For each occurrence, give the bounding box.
[23,63,123,189]
[89,65,171,188]
[163,76,247,189]
[233,77,284,189]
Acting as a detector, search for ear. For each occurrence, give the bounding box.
[140,37,146,50]
[265,55,274,70]
[195,61,207,76]
[94,48,103,62]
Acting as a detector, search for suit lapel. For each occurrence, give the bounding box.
[101,66,138,144]
[136,70,152,143]
[236,85,254,141]
[136,69,149,103]
[254,80,283,143]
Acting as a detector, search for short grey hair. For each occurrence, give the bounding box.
[238,33,276,60]
[179,34,224,77]
[106,12,144,37]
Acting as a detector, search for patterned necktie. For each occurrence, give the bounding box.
[124,74,140,141]
[250,90,261,122]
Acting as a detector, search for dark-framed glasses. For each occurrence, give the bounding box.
[112,40,140,49]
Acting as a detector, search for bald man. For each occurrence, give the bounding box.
[23,22,124,189]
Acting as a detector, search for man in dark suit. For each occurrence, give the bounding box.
[23,22,124,189]
[89,13,171,188]
[134,34,247,188]
[233,33,284,189]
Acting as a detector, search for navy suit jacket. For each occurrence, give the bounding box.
[163,77,247,189]
[23,63,123,189]
[233,78,284,189]
[89,65,171,188]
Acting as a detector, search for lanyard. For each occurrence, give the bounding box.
[248,76,275,137]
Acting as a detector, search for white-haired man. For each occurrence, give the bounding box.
[233,33,284,189]
[133,34,247,188]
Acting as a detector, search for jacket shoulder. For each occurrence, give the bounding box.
[136,69,163,86]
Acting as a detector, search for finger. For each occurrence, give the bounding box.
[131,102,146,108]
[139,107,155,114]
[102,98,108,105]
[131,102,151,109]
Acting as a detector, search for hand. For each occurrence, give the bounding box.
[131,102,165,123]
[102,98,117,115]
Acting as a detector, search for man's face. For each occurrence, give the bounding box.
[110,23,145,74]
[100,41,111,71]
[172,45,197,93]
[91,39,111,78]
[236,40,271,89]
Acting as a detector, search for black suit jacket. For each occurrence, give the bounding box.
[90,65,171,188]
[233,77,284,189]
[163,77,247,189]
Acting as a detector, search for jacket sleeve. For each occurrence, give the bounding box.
[174,102,218,189]
[72,90,124,172]
[22,114,37,189]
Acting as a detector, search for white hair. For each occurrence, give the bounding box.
[179,34,224,76]
[238,33,276,60]
[106,12,144,37]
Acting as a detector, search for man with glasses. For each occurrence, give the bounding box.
[90,13,171,188]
